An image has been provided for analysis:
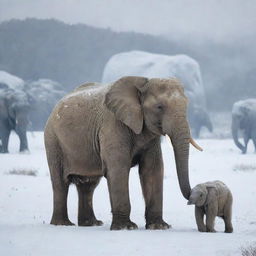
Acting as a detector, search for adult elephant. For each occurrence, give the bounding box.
[231,99,256,154]
[0,87,32,153]
[45,76,202,230]
[102,50,212,138]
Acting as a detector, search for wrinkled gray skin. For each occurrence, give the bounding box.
[0,85,31,153]
[25,79,65,130]
[188,181,233,233]
[231,99,256,154]
[45,76,197,230]
[102,50,213,138]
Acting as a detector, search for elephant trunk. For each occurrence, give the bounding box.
[205,114,213,133]
[166,118,191,200]
[232,117,245,152]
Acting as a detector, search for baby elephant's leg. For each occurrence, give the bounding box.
[195,206,206,232]
[205,205,217,232]
[223,196,233,233]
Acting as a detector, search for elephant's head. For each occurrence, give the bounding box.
[5,89,31,130]
[187,184,208,207]
[105,76,202,199]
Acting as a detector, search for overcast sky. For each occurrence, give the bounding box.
[0,0,255,42]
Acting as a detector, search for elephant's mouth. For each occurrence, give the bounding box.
[156,122,163,133]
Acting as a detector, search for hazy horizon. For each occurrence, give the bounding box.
[1,0,255,42]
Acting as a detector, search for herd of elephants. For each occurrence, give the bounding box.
[1,50,256,231]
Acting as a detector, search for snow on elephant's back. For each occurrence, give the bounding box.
[102,50,206,107]
[0,70,25,90]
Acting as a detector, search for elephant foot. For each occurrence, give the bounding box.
[198,226,207,232]
[110,220,138,230]
[206,227,216,233]
[225,227,233,233]
[50,217,75,226]
[146,220,170,230]
[78,218,103,227]
[20,149,30,154]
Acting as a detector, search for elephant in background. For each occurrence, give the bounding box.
[102,50,212,138]
[0,71,65,152]
[231,99,256,153]
[25,79,66,130]
[188,106,213,138]
[0,70,25,90]
[0,87,32,153]
[45,76,202,230]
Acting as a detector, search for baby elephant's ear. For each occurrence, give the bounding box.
[205,184,218,203]
[104,76,148,134]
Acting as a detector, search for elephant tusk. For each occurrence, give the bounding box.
[190,138,203,151]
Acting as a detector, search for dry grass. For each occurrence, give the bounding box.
[7,168,38,176]
[233,164,256,172]
[241,244,256,256]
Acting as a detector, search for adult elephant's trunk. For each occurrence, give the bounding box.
[166,118,192,200]
[232,116,245,152]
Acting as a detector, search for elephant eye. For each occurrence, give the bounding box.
[156,104,164,111]
[200,193,203,197]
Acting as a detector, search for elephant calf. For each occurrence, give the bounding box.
[187,180,233,233]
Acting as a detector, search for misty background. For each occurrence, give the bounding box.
[0,0,255,111]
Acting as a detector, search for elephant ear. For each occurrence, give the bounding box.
[205,183,218,204]
[104,76,148,134]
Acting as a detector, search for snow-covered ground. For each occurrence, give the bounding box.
[0,132,256,256]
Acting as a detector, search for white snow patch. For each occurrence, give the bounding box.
[0,132,256,255]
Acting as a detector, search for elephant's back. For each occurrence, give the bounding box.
[46,82,108,132]
[232,98,256,114]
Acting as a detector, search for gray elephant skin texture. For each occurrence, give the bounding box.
[188,181,233,233]
[102,50,212,138]
[45,76,201,230]
[231,98,256,154]
[0,86,31,153]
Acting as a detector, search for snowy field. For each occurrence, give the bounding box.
[1,131,256,256]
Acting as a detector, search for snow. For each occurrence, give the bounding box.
[0,70,24,90]
[1,132,256,255]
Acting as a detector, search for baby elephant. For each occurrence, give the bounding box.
[187,181,233,233]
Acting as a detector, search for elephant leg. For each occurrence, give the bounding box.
[242,132,250,154]
[1,129,10,153]
[51,182,73,225]
[205,205,217,232]
[195,206,206,232]
[16,129,28,152]
[139,142,169,230]
[76,177,103,226]
[252,135,256,153]
[104,154,137,230]
[223,194,233,233]
[45,135,74,226]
